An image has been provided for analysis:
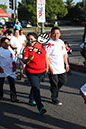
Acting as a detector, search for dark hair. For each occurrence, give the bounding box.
[64,41,70,46]
[1,37,10,44]
[8,30,12,35]
[14,29,19,33]
[51,27,60,35]
[19,30,22,33]
[64,41,68,44]
[4,30,9,35]
[27,32,38,40]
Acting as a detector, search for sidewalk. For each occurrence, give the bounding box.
[69,51,86,73]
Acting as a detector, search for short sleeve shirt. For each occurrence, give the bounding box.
[46,38,67,74]
[0,47,15,78]
[13,23,22,31]
[23,46,46,73]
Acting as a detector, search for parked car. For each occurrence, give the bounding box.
[5,21,15,28]
[44,21,55,27]
[21,20,32,28]
[0,22,4,28]
[0,18,5,27]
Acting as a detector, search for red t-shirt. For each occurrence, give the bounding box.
[23,46,46,74]
[2,29,7,35]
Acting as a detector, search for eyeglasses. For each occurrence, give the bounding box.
[4,42,8,44]
[27,39,37,44]
[4,42,10,45]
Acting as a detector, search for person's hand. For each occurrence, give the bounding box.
[45,68,48,74]
[12,62,16,72]
[12,67,16,72]
[27,55,34,64]
[66,65,69,72]
[37,33,50,44]
[49,67,53,74]
[29,55,34,60]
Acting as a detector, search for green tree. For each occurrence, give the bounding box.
[72,1,86,23]
[18,0,37,25]
[18,0,67,25]
[65,0,74,9]
[64,1,86,25]
[45,0,68,21]
[0,4,7,11]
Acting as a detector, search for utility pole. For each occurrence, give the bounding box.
[15,0,18,22]
[37,0,45,34]
[41,23,44,33]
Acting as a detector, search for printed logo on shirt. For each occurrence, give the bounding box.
[47,43,54,48]
[62,46,64,50]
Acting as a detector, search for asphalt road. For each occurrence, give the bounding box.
[0,71,86,129]
[60,27,85,66]
[0,26,86,129]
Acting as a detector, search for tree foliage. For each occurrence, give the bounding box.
[0,4,7,11]
[18,0,37,25]
[64,1,86,24]
[65,0,74,9]
[45,0,67,21]
[18,0,67,25]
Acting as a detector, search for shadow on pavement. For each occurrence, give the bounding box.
[0,101,86,129]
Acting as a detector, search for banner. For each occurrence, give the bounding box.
[37,0,45,23]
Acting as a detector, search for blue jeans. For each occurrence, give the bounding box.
[26,73,44,111]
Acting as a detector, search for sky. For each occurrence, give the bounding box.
[63,0,82,4]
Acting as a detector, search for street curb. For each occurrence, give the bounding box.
[70,63,86,73]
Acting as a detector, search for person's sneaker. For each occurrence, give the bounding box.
[52,99,62,106]
[29,100,36,106]
[39,107,47,115]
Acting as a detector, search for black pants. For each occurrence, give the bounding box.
[0,76,16,99]
[80,50,86,60]
[48,73,66,100]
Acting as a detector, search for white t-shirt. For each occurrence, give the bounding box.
[10,36,23,55]
[20,34,26,43]
[46,38,67,74]
[0,47,15,78]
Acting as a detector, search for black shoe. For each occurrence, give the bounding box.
[10,92,19,102]
[52,99,62,106]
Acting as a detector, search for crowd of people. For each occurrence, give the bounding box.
[1,22,85,115]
